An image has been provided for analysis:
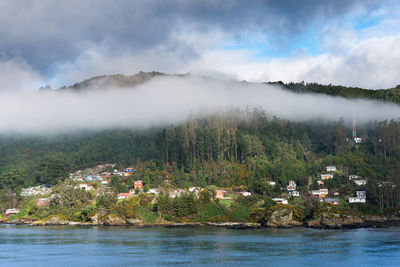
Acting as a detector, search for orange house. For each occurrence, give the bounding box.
[134,180,144,190]
[215,189,226,199]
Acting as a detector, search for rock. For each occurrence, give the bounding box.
[126,218,143,225]
[45,216,69,225]
[267,206,303,227]
[105,215,126,225]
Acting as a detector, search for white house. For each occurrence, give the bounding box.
[148,188,160,194]
[241,192,252,197]
[354,137,362,143]
[326,166,337,172]
[354,180,367,186]
[5,208,19,215]
[349,197,366,203]
[356,191,366,199]
[290,191,300,197]
[267,181,276,186]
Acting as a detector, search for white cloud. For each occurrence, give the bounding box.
[186,32,400,89]
[0,59,43,91]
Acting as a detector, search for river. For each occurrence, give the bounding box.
[0,225,399,266]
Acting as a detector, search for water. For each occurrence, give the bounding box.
[0,225,399,266]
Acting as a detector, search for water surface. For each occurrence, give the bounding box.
[0,225,399,266]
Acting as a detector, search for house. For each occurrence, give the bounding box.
[349,197,366,203]
[134,180,144,190]
[79,183,94,191]
[35,198,50,207]
[319,188,328,195]
[326,166,337,172]
[169,189,185,198]
[354,137,362,143]
[188,187,200,193]
[324,198,339,205]
[272,198,288,205]
[241,192,252,197]
[101,181,108,185]
[5,208,19,215]
[356,191,366,199]
[290,191,300,197]
[311,190,321,195]
[124,167,134,173]
[321,174,333,180]
[267,181,276,186]
[317,180,324,185]
[333,192,340,196]
[118,193,134,200]
[148,188,160,194]
[349,175,362,180]
[215,189,227,199]
[349,191,367,203]
[354,180,367,186]
[287,180,297,191]
[85,176,93,182]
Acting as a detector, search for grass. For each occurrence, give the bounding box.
[220,199,232,208]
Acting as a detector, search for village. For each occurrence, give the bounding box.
[4,163,369,217]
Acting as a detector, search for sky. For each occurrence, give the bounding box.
[0,0,400,90]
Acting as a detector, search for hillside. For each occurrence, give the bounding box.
[1,74,400,225]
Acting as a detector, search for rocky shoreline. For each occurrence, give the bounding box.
[2,215,400,229]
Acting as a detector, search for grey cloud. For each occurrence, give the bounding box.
[0,0,378,75]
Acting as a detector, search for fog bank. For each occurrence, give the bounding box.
[0,76,399,135]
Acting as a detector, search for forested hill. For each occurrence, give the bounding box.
[39,71,400,103]
[269,81,400,103]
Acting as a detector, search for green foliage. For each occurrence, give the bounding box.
[35,153,70,185]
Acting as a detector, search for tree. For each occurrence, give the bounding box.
[35,153,70,185]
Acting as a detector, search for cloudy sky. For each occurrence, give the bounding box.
[0,0,399,90]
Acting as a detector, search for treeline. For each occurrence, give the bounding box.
[269,81,400,103]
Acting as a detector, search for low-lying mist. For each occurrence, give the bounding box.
[0,75,399,135]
